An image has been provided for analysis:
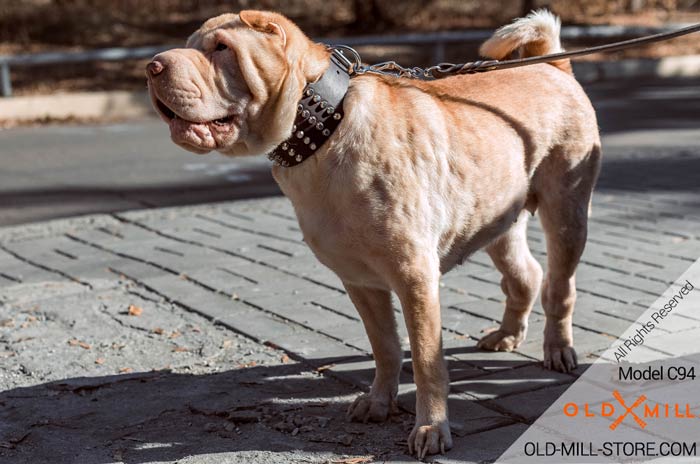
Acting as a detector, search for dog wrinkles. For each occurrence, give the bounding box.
[148,9,609,457]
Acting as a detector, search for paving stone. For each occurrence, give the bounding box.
[581,248,659,275]
[442,275,505,301]
[636,259,696,280]
[439,288,481,310]
[600,273,671,296]
[451,364,574,400]
[442,423,530,463]
[530,295,634,337]
[260,320,365,364]
[310,293,361,319]
[245,284,345,309]
[0,248,69,285]
[323,323,375,352]
[217,259,295,284]
[594,344,667,364]
[246,297,371,352]
[0,280,89,306]
[107,257,171,281]
[441,306,502,338]
[138,273,257,322]
[643,326,700,357]
[446,346,537,373]
[4,236,126,284]
[1,140,700,463]
[122,273,362,364]
[575,262,632,285]
[327,356,414,390]
[484,383,573,421]
[184,267,261,293]
[648,243,700,261]
[516,322,616,360]
[397,390,516,437]
[649,313,700,332]
[449,299,509,324]
[275,260,346,292]
[577,280,657,305]
[197,210,306,243]
[447,359,490,381]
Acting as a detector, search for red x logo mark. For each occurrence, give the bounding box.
[609,390,647,430]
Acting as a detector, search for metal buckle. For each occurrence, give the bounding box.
[328,45,363,75]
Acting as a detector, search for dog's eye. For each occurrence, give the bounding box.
[215,42,228,52]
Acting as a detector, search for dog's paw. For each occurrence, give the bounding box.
[408,421,453,459]
[477,329,524,352]
[543,345,578,372]
[346,392,394,423]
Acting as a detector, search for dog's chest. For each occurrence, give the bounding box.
[296,205,388,288]
[274,169,389,288]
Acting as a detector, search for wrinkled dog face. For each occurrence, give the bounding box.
[147,11,329,156]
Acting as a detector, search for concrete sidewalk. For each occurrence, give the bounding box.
[1,140,700,463]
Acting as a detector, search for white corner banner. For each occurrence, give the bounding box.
[498,258,700,463]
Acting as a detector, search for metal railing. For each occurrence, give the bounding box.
[0,24,691,97]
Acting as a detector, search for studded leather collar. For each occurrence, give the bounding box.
[267,49,350,167]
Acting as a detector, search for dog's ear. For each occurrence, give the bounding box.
[239,10,287,47]
[240,10,329,83]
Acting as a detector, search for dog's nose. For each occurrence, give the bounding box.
[147,60,164,77]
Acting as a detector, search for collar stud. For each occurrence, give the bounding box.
[267,49,350,167]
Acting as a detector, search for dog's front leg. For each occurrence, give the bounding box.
[394,262,452,458]
[344,284,402,422]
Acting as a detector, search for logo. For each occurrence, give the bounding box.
[609,391,646,430]
[563,390,695,430]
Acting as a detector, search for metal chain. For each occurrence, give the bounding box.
[329,44,433,79]
[330,22,700,81]
[352,59,503,80]
[331,45,454,79]
[338,51,511,80]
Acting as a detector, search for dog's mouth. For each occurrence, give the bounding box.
[152,95,240,153]
[155,98,235,127]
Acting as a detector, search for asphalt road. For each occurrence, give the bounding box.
[0,77,698,226]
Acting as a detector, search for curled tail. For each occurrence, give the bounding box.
[480,9,572,74]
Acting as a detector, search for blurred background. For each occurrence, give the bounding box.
[0,0,699,226]
[2,0,700,95]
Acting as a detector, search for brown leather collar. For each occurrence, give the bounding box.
[267,49,351,167]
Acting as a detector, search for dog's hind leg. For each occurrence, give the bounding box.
[478,210,543,352]
[534,143,601,372]
[345,284,402,423]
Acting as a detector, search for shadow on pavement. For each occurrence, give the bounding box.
[598,150,700,192]
[0,350,582,463]
[0,169,281,227]
[587,78,700,134]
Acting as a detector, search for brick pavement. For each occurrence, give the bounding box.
[1,142,699,463]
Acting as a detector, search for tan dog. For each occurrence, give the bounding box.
[147,9,600,457]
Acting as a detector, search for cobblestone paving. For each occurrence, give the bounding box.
[1,143,699,463]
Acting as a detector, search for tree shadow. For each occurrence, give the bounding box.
[0,350,585,463]
[0,167,280,227]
